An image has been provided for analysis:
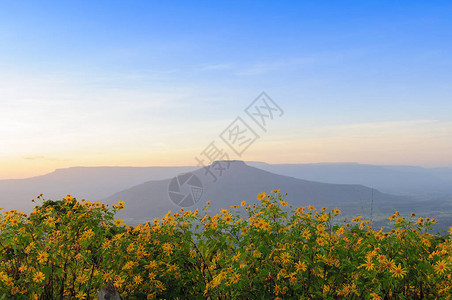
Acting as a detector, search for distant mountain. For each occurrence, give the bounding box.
[102,161,411,226]
[1,161,451,232]
[246,162,452,196]
[423,167,452,183]
[0,166,196,212]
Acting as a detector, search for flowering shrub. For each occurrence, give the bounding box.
[0,191,451,299]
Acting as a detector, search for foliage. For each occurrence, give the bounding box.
[0,191,451,299]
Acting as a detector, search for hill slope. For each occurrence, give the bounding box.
[0,166,196,212]
[103,161,409,225]
[247,161,452,196]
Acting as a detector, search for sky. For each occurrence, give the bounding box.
[0,1,451,179]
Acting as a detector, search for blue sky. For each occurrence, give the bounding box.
[0,1,451,178]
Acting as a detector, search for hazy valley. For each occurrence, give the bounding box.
[2,161,451,232]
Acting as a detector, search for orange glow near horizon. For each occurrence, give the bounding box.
[2,133,452,180]
[1,119,451,180]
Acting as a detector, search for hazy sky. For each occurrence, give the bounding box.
[1,1,451,179]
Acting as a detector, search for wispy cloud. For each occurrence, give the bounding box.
[196,63,236,71]
[235,57,318,76]
[194,56,319,76]
[22,156,69,162]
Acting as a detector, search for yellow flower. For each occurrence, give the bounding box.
[44,217,55,227]
[316,237,325,246]
[296,206,305,214]
[257,192,266,200]
[81,229,94,240]
[351,216,363,223]
[434,260,449,275]
[391,264,407,279]
[76,274,88,284]
[3,276,14,286]
[115,218,125,226]
[230,273,240,283]
[162,243,173,255]
[384,259,395,270]
[223,213,233,224]
[37,251,48,264]
[359,258,374,271]
[18,265,27,272]
[318,213,329,222]
[33,271,45,283]
[133,275,143,285]
[75,291,86,300]
[377,255,386,263]
[122,261,135,270]
[145,260,158,270]
[336,227,345,236]
[301,229,311,240]
[332,208,341,215]
[274,284,281,295]
[102,240,112,250]
[127,243,135,253]
[240,201,246,207]
[10,286,21,295]
[271,189,280,193]
[25,242,35,254]
[295,260,307,272]
[114,275,125,289]
[280,252,290,264]
[189,250,196,258]
[370,292,382,300]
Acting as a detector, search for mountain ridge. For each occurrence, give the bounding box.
[102,160,409,226]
